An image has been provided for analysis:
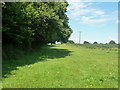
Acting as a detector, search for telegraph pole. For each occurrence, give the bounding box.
[79,31,81,44]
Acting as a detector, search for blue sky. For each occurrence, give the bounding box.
[66,1,118,44]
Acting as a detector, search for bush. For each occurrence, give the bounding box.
[109,40,116,44]
[93,42,98,44]
[83,41,89,44]
[67,40,75,44]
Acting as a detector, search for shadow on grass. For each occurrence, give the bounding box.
[2,45,72,78]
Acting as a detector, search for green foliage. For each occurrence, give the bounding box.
[109,40,116,44]
[2,2,72,60]
[2,2,33,48]
[67,40,74,44]
[83,41,90,44]
[93,41,98,44]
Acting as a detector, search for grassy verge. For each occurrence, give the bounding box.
[2,44,118,88]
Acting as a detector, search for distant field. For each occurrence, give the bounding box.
[75,44,118,50]
[2,44,118,88]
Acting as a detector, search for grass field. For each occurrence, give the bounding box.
[76,44,118,51]
[2,44,118,88]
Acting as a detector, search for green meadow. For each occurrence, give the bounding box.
[2,44,118,88]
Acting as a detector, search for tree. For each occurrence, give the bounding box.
[93,41,98,44]
[67,40,74,44]
[2,2,73,60]
[83,41,89,44]
[2,2,33,48]
[3,2,72,47]
[109,40,116,44]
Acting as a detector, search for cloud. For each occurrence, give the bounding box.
[67,2,93,17]
[81,16,107,23]
[67,2,117,24]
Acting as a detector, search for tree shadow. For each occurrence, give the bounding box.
[2,45,72,78]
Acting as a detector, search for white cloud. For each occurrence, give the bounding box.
[81,16,107,23]
[67,2,92,16]
[67,2,89,12]
[67,2,117,24]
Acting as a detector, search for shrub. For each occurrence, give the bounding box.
[109,40,116,44]
[93,42,98,44]
[83,41,89,44]
[67,40,75,44]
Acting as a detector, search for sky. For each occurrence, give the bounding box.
[66,0,118,44]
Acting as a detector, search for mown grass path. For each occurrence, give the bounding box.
[2,44,118,88]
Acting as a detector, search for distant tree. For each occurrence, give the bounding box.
[83,41,89,44]
[109,40,116,44]
[67,40,74,44]
[93,42,98,44]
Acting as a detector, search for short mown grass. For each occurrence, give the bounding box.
[2,44,118,88]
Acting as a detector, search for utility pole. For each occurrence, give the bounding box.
[79,31,81,44]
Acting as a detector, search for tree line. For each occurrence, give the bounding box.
[83,40,117,44]
[2,2,72,60]
[67,40,117,44]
